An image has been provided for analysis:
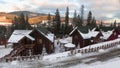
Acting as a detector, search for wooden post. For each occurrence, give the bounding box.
[4,34,7,48]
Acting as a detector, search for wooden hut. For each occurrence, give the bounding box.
[8,28,54,57]
[69,27,103,48]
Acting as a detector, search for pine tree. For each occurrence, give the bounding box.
[77,15,82,26]
[54,9,61,35]
[47,13,51,26]
[73,10,77,26]
[11,16,18,30]
[100,20,103,27]
[64,7,69,35]
[91,17,96,27]
[25,14,32,29]
[110,22,113,27]
[87,11,92,25]
[11,13,32,30]
[114,20,117,27]
[80,5,84,24]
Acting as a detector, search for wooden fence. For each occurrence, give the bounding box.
[0,40,120,62]
[70,41,120,55]
[0,55,43,62]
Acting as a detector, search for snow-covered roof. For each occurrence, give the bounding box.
[69,27,78,35]
[8,30,34,43]
[101,30,113,40]
[46,33,54,42]
[78,30,99,39]
[25,35,35,41]
[37,29,54,43]
[70,27,100,39]
[82,38,120,49]
[64,43,75,48]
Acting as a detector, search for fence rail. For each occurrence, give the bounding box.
[0,55,43,62]
[0,40,120,62]
[70,41,120,55]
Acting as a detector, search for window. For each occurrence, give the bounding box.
[114,32,116,36]
[75,35,78,39]
[39,39,42,44]
[37,39,42,44]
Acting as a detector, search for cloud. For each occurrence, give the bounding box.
[0,0,119,22]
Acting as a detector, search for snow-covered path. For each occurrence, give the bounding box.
[1,38,120,68]
[43,48,120,68]
[69,56,120,68]
[0,46,13,58]
[0,47,120,68]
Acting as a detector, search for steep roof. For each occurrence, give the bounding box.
[101,30,113,40]
[70,27,99,39]
[78,30,99,39]
[77,26,95,33]
[8,30,35,43]
[37,27,50,35]
[35,28,54,43]
[8,28,54,43]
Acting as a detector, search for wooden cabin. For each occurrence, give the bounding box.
[8,29,54,57]
[94,26,120,41]
[107,28,120,41]
[69,27,103,48]
[101,28,120,41]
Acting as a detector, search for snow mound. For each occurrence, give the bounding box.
[98,49,104,53]
[64,43,75,48]
[11,60,19,65]
[0,48,13,58]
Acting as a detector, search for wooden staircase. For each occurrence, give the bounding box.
[5,45,25,57]
[0,44,38,62]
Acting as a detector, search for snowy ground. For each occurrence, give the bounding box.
[0,46,120,68]
[69,57,120,68]
[0,45,13,58]
[1,39,120,68]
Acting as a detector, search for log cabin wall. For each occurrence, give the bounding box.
[70,29,103,48]
[12,37,34,56]
[30,30,44,55]
[93,32,103,43]
[30,29,54,55]
[107,28,119,41]
[71,30,84,48]
[9,29,54,57]
[84,39,91,47]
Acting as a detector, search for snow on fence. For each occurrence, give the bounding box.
[0,55,43,62]
[41,38,120,62]
[70,38,120,55]
[1,39,120,62]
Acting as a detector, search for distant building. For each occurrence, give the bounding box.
[69,27,103,48]
[93,26,120,41]
[101,28,120,41]
[0,16,12,26]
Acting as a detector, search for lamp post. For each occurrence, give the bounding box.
[4,34,7,48]
[4,26,8,48]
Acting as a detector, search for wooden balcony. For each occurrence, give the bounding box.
[24,44,35,48]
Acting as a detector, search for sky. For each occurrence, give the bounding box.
[0,0,120,23]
